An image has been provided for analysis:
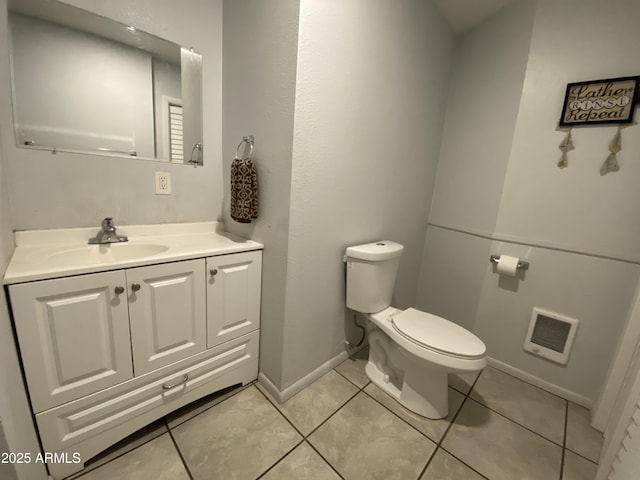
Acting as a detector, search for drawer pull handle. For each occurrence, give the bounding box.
[114,286,125,295]
[210,268,218,276]
[162,374,189,390]
[131,283,141,292]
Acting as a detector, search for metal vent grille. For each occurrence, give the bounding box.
[531,314,571,353]
[524,308,578,365]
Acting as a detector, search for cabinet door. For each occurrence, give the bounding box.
[207,250,262,348]
[9,271,132,413]
[128,259,206,375]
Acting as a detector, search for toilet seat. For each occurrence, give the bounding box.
[391,308,486,359]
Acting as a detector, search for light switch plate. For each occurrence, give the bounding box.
[155,171,172,195]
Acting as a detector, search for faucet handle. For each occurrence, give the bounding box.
[102,217,115,231]
[89,217,127,244]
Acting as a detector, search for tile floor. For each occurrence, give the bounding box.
[67,348,603,480]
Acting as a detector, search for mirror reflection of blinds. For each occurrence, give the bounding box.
[169,104,184,163]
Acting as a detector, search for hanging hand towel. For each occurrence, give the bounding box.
[230,158,259,223]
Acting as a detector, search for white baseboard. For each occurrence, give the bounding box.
[487,357,594,410]
[258,350,350,404]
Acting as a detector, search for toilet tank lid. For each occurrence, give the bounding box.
[345,241,404,261]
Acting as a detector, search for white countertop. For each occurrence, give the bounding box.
[3,221,263,284]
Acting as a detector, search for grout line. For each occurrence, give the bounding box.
[469,369,483,393]
[415,447,438,480]
[66,423,170,479]
[428,369,489,480]
[254,439,305,480]
[355,372,483,479]
[254,383,307,438]
[484,364,568,402]
[438,394,468,444]
[416,410,465,478]
[254,379,354,479]
[564,447,599,465]
[165,382,251,430]
[360,387,441,442]
[449,384,472,397]
[332,366,369,391]
[167,428,194,480]
[417,389,474,479]
[560,400,568,480]
[437,447,491,480]
[465,396,566,448]
[304,439,347,480]
[305,389,362,438]
[419,370,490,480]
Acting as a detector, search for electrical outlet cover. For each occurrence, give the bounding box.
[155,171,172,195]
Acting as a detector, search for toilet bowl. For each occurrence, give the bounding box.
[344,241,486,419]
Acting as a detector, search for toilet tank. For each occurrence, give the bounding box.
[344,241,404,313]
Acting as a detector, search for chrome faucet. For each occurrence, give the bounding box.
[88,217,128,244]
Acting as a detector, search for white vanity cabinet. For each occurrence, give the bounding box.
[128,259,206,375]
[6,240,262,480]
[10,259,208,412]
[9,270,134,413]
[207,250,262,348]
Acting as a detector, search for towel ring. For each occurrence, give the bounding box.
[235,135,254,160]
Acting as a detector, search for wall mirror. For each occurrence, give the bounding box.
[7,0,203,165]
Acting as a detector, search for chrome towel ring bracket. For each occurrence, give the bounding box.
[235,135,254,160]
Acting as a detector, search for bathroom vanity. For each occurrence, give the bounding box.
[2,222,262,479]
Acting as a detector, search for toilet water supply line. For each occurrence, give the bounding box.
[345,314,366,348]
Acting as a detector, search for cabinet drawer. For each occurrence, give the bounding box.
[9,271,133,413]
[36,330,259,455]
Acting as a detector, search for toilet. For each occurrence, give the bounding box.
[344,241,486,419]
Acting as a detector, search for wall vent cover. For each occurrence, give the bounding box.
[523,308,578,365]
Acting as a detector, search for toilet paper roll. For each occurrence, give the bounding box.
[496,255,520,276]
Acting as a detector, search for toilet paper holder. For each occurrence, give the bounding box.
[489,255,529,271]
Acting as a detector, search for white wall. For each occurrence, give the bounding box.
[279,0,455,388]
[0,0,223,230]
[495,0,640,260]
[428,0,534,233]
[418,0,640,405]
[0,65,46,478]
[222,0,300,389]
[10,13,155,157]
[0,1,222,476]
[418,0,535,330]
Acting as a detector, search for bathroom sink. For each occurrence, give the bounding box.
[47,243,169,266]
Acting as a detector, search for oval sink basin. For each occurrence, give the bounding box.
[48,243,169,266]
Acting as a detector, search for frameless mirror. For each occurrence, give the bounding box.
[7,0,203,165]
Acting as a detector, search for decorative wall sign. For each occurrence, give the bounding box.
[559,76,640,127]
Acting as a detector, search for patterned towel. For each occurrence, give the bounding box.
[230,158,259,223]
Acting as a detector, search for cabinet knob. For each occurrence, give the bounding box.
[114,286,125,295]
[210,269,218,276]
[131,283,141,292]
